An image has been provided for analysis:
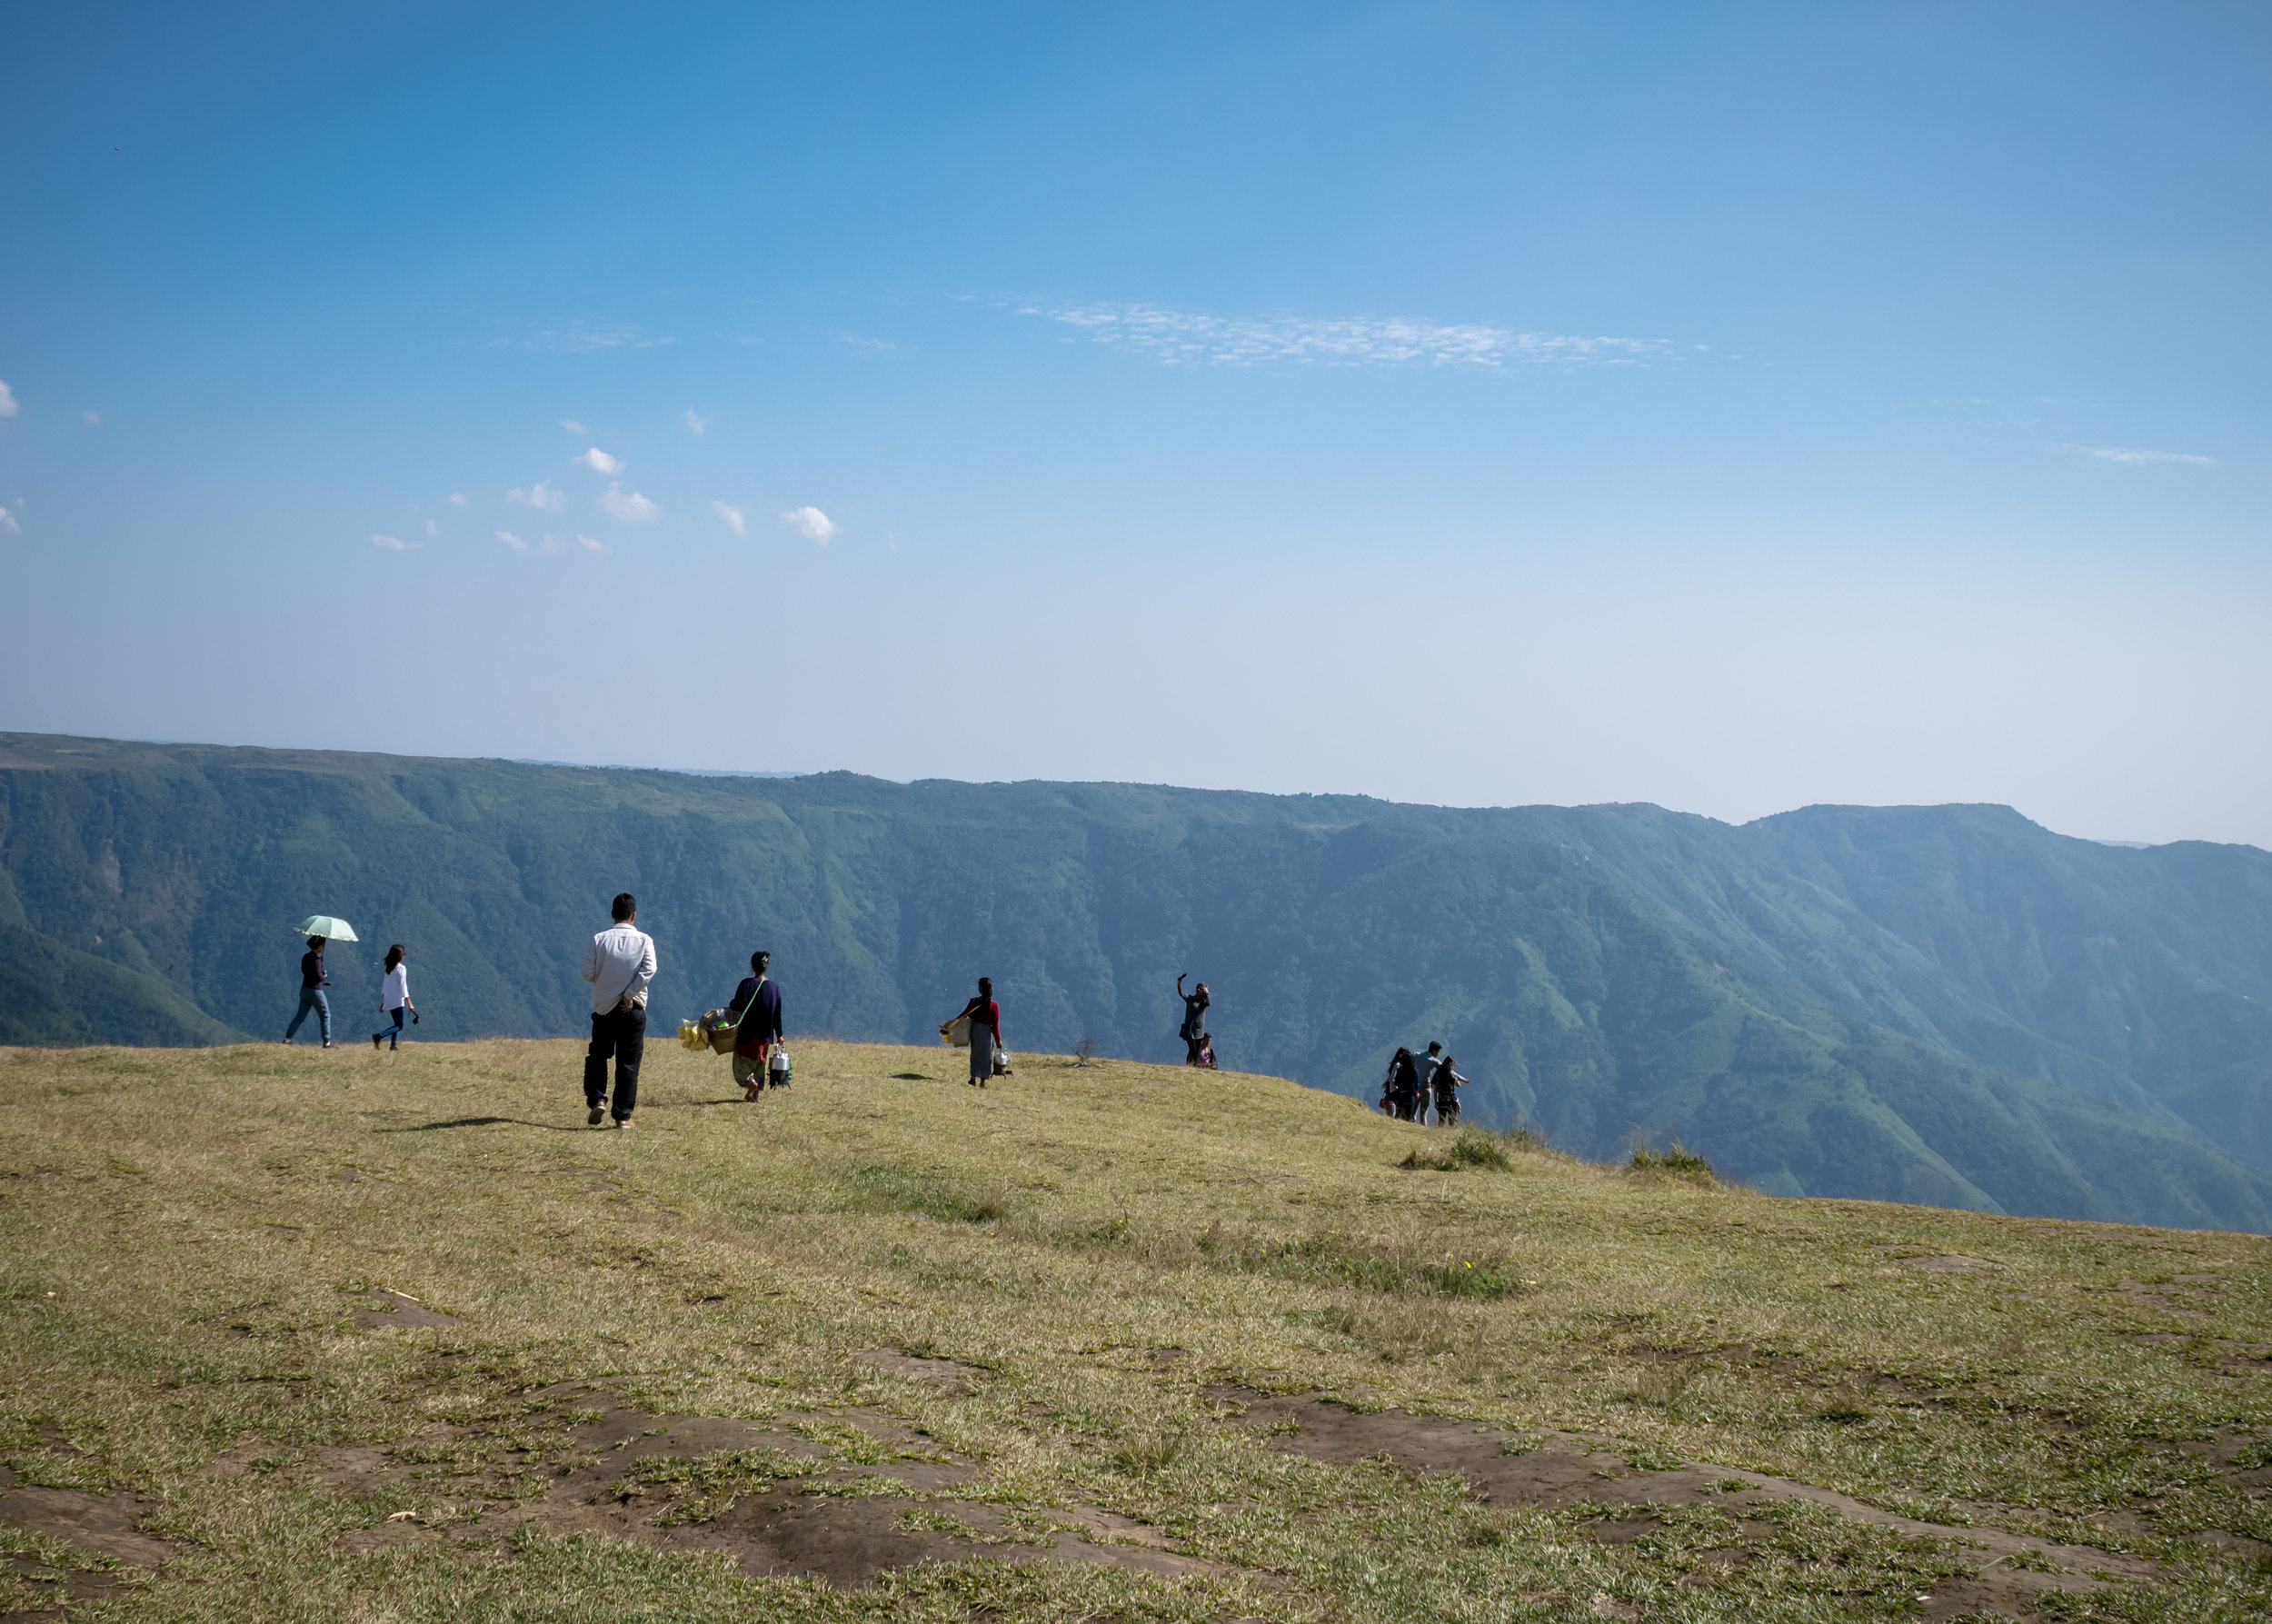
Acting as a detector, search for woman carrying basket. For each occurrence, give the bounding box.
[946,977,1001,1089]
[726,951,784,1100]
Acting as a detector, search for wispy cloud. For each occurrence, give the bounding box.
[513,322,677,353]
[577,533,609,553]
[600,483,661,523]
[0,380,18,418]
[447,492,469,507]
[1022,302,1669,368]
[2067,443,2217,467]
[683,408,707,435]
[82,409,101,425]
[371,533,415,551]
[781,505,837,544]
[836,333,897,352]
[711,500,745,536]
[573,446,625,474]
[423,517,440,536]
[0,509,20,536]
[562,419,590,435]
[495,530,529,553]
[508,479,567,511]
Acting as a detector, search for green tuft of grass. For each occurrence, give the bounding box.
[1397,1131,1516,1172]
[1628,1138,1716,1182]
[848,1165,1006,1223]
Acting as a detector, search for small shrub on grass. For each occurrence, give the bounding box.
[1108,1421,1194,1475]
[1397,1131,1515,1172]
[1629,1139,1716,1182]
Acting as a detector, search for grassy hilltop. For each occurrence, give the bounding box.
[4,1040,2270,1621]
[7,731,2272,1231]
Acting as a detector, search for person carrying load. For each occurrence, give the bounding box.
[726,951,786,1100]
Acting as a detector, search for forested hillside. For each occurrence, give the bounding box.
[3,731,2267,1230]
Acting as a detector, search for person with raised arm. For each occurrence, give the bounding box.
[1177,973,1211,1065]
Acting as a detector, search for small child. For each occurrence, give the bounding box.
[1195,1032,1217,1070]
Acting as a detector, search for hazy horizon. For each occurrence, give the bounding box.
[4,723,2231,852]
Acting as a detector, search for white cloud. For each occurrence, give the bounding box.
[0,380,17,417]
[562,419,589,435]
[781,505,837,544]
[573,446,625,474]
[540,533,566,555]
[0,509,19,536]
[508,479,567,511]
[371,533,414,551]
[83,409,101,425]
[600,483,661,523]
[447,492,469,506]
[711,500,745,536]
[513,322,676,353]
[577,533,609,553]
[495,530,529,553]
[1022,301,1669,368]
[423,517,440,536]
[2068,444,2217,467]
[683,408,707,435]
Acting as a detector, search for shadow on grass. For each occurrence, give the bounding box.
[378,1116,586,1134]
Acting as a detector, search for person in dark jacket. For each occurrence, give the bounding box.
[1176,974,1211,1064]
[949,978,1001,1089]
[1384,1046,1420,1121]
[727,951,784,1100]
[1431,1054,1466,1126]
[284,935,333,1048]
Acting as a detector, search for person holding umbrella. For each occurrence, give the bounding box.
[283,916,355,1048]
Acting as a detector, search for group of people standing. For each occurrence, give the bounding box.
[291,900,1467,1133]
[282,935,415,1051]
[1381,1041,1465,1124]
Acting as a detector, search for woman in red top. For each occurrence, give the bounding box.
[950,977,1000,1089]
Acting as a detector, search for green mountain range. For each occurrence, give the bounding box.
[3,730,2267,1230]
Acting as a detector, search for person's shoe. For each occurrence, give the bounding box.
[587,1104,605,1126]
[322,1041,333,1049]
[616,1116,633,1131]
[372,1033,383,1050]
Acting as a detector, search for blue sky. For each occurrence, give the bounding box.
[4,2,2268,843]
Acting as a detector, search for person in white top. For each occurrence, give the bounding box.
[1417,1041,1444,1124]
[580,892,657,1128]
[371,944,414,1051]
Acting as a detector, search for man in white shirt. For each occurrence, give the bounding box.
[580,892,657,1128]
[1417,1041,1444,1125]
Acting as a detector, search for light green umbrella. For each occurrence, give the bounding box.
[294,915,360,942]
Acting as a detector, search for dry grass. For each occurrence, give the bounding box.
[2,1036,2269,1619]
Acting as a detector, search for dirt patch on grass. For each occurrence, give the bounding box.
[0,1468,175,1617]
[851,1350,984,1393]
[350,1290,458,1329]
[1209,1388,2154,1616]
[230,1388,1243,1590]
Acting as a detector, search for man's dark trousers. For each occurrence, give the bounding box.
[585,1004,646,1120]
